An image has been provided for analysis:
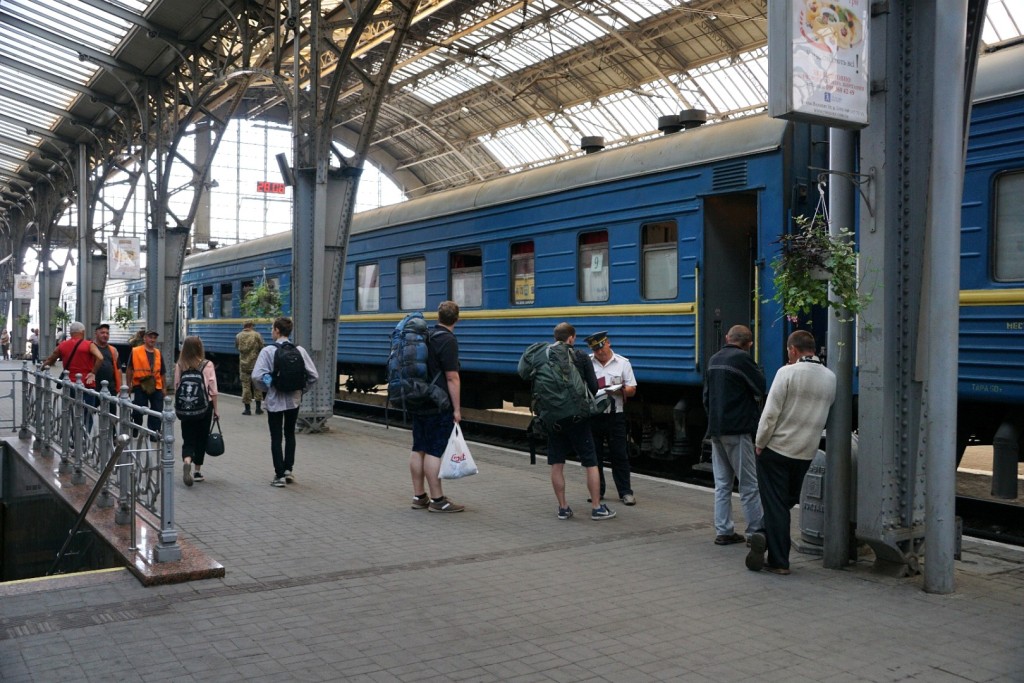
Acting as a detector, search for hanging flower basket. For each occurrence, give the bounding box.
[768,214,871,324]
[113,306,134,329]
[240,276,282,318]
[52,308,71,328]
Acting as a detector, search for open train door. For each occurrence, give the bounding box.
[701,192,759,372]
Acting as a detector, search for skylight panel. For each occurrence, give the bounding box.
[480,120,571,169]
[4,0,136,54]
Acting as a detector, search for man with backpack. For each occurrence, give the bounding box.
[519,322,616,521]
[251,317,319,488]
[407,301,465,513]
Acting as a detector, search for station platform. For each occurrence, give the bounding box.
[1,393,1023,682]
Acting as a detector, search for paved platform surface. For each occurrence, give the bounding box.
[1,392,1023,682]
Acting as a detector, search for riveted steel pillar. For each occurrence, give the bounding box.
[76,142,93,331]
[857,1,968,586]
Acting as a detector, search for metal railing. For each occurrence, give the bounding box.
[15,363,182,563]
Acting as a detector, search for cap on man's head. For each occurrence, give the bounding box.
[95,323,110,331]
[585,331,609,350]
[145,330,159,337]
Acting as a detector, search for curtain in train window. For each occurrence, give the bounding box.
[192,288,201,318]
[995,171,1024,281]
[400,257,426,310]
[578,230,609,302]
[138,293,147,321]
[220,284,232,317]
[203,286,215,318]
[450,249,482,308]
[357,263,380,311]
[129,293,139,319]
[642,220,678,299]
[511,241,535,305]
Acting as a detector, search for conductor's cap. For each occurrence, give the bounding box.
[585,331,608,350]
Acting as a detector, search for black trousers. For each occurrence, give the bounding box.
[180,410,213,466]
[268,407,300,478]
[755,447,812,570]
[132,388,164,433]
[592,412,631,498]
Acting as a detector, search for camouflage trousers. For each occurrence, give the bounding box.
[240,364,262,404]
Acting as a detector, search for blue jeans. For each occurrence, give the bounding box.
[711,433,764,536]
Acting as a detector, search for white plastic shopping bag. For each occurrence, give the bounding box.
[439,424,479,479]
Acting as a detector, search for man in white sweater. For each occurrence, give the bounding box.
[747,330,836,575]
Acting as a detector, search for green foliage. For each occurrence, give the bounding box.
[52,308,71,328]
[0,315,6,329]
[768,214,871,324]
[113,306,134,329]
[16,312,31,328]
[240,278,282,318]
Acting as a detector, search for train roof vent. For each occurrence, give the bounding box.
[712,161,749,191]
[679,109,708,129]
[658,115,683,135]
[580,136,605,153]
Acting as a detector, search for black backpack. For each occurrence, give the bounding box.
[272,341,308,392]
[175,361,210,419]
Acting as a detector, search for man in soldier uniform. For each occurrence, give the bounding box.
[235,320,265,415]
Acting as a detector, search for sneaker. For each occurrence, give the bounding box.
[591,504,616,520]
[557,506,573,520]
[621,493,636,506]
[270,477,286,488]
[193,471,204,482]
[284,470,295,483]
[183,462,193,487]
[714,532,746,546]
[428,497,465,513]
[411,495,430,510]
[746,532,767,572]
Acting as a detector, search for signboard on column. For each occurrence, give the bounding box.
[14,274,34,299]
[768,0,870,128]
[108,237,141,279]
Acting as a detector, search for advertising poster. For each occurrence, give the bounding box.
[108,237,141,280]
[769,0,870,128]
[14,274,34,300]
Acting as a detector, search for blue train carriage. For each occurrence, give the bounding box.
[956,42,1024,460]
[339,113,825,466]
[179,234,292,389]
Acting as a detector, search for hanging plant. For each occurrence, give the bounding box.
[0,315,6,329]
[52,308,71,328]
[767,214,872,324]
[16,312,31,329]
[240,274,282,318]
[113,306,134,329]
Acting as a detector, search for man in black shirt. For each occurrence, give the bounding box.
[409,300,465,513]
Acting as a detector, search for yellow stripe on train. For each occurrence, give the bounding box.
[960,289,1024,306]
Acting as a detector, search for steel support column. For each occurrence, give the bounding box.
[76,142,93,330]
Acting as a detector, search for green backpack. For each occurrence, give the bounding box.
[518,341,608,430]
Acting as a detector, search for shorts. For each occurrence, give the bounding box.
[411,411,454,457]
[546,418,598,467]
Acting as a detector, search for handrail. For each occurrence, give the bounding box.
[47,435,131,576]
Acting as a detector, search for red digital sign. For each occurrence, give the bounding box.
[257,181,286,194]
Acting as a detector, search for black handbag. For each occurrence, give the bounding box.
[206,417,225,456]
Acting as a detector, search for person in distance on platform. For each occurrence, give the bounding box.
[29,328,40,363]
[542,322,615,521]
[1,328,9,360]
[252,316,318,488]
[409,300,466,512]
[235,320,265,416]
[585,330,638,506]
[703,324,766,546]
[174,336,218,486]
[126,330,165,440]
[747,330,836,575]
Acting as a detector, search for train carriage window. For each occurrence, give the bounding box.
[241,280,254,301]
[192,288,201,318]
[356,263,380,311]
[579,230,610,302]
[129,293,139,318]
[399,257,426,310]
[203,286,215,318]
[450,249,482,308]
[220,284,232,317]
[511,242,535,305]
[138,293,147,320]
[995,171,1024,281]
[642,221,678,299]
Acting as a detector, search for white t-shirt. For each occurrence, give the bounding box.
[590,352,637,413]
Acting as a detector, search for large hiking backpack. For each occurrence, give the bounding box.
[272,341,308,392]
[386,312,451,415]
[175,361,210,419]
[517,342,606,429]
